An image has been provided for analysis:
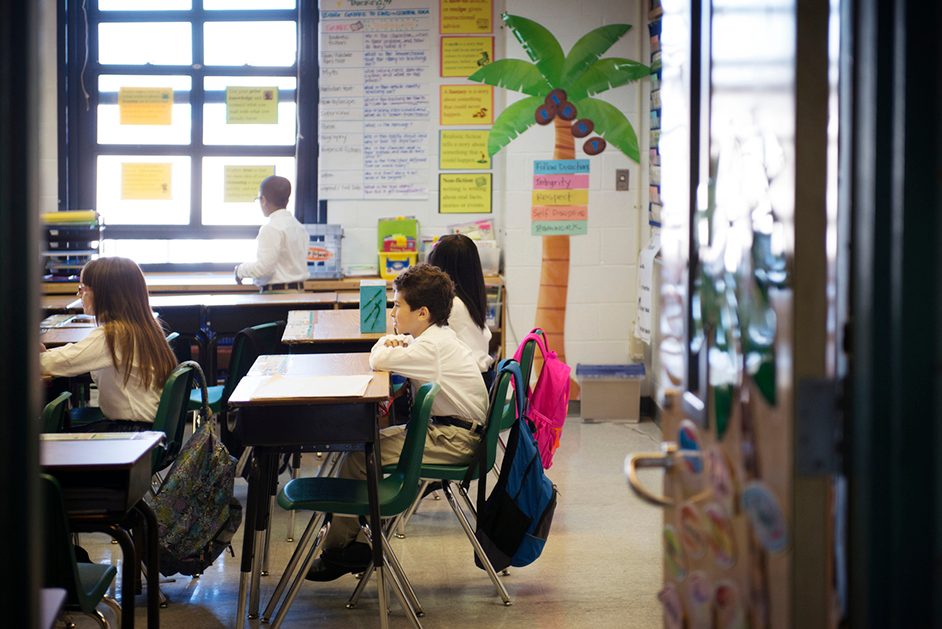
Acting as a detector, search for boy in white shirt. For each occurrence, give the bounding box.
[234,175,309,292]
[306,263,489,581]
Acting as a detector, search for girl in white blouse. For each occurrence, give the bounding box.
[40,257,177,430]
[428,233,495,388]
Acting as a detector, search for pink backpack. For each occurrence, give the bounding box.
[512,328,571,469]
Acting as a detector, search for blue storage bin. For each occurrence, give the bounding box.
[305,224,343,279]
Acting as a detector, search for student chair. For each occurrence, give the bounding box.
[40,391,72,433]
[41,473,121,628]
[262,383,441,629]
[360,361,518,607]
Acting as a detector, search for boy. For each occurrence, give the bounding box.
[306,263,489,581]
[234,175,308,292]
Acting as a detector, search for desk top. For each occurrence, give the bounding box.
[40,326,95,348]
[42,294,82,312]
[282,309,392,344]
[147,291,338,309]
[40,432,164,471]
[229,353,389,406]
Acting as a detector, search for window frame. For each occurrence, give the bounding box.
[58,0,321,272]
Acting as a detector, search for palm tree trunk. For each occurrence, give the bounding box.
[534,117,580,398]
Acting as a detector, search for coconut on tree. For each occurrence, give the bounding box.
[469,13,649,394]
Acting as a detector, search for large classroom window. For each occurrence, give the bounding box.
[59,0,318,270]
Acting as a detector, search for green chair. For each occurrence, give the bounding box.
[151,362,199,480]
[41,473,121,628]
[366,361,518,607]
[262,383,441,628]
[186,320,286,415]
[499,328,543,433]
[40,391,72,433]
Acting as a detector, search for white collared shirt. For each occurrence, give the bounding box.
[447,296,493,372]
[369,324,488,423]
[237,209,309,286]
[40,327,161,422]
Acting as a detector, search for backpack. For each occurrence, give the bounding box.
[513,328,571,469]
[464,360,558,571]
[146,370,243,577]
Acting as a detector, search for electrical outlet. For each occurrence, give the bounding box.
[615,169,630,191]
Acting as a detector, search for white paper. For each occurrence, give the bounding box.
[249,374,373,400]
[634,228,661,344]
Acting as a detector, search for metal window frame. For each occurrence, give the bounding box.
[58,0,321,271]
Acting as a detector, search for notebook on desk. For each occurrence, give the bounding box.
[41,431,166,442]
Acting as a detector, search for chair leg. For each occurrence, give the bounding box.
[395,480,427,539]
[455,485,509,576]
[440,481,512,605]
[269,517,331,629]
[347,515,402,609]
[380,530,424,618]
[262,512,326,623]
[100,596,122,628]
[235,445,253,479]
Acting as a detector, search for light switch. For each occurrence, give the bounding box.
[616,169,630,191]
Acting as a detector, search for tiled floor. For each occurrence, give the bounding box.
[70,418,664,628]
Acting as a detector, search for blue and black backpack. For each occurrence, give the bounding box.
[463,359,558,571]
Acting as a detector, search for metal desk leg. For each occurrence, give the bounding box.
[249,452,277,618]
[134,501,161,628]
[235,450,261,629]
[106,524,137,629]
[365,438,389,629]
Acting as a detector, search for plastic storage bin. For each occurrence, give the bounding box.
[379,252,418,280]
[575,363,646,422]
[305,224,343,279]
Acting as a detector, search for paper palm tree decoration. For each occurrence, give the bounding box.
[469,13,649,392]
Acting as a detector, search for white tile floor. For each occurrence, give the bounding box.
[69,418,664,628]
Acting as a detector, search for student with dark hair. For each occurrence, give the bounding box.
[235,175,308,293]
[40,256,177,430]
[427,233,494,385]
[305,263,489,581]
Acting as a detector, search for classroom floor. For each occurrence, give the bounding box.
[69,417,664,628]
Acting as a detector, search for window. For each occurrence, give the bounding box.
[60,0,318,270]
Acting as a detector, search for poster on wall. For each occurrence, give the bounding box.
[121,163,172,200]
[439,130,490,169]
[440,0,492,33]
[530,159,589,235]
[318,0,434,200]
[439,173,492,214]
[440,36,493,77]
[226,86,279,124]
[224,165,275,202]
[119,87,172,125]
[440,85,493,125]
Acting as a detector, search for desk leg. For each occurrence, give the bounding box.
[134,501,161,629]
[365,435,389,629]
[236,450,260,629]
[249,452,277,617]
[106,524,136,629]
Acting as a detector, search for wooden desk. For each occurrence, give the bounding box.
[40,432,164,629]
[335,290,393,308]
[42,294,82,314]
[228,354,390,629]
[41,587,66,629]
[40,321,96,348]
[281,309,392,353]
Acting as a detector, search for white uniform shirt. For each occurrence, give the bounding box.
[369,324,488,423]
[40,327,161,422]
[237,209,309,287]
[447,296,493,372]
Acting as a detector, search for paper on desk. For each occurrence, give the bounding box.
[249,374,373,400]
[40,431,166,442]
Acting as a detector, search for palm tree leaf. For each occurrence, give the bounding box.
[487,95,542,157]
[468,59,552,97]
[566,58,651,102]
[502,13,565,86]
[561,24,632,85]
[573,97,640,162]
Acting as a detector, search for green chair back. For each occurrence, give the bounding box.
[500,330,543,430]
[222,320,286,403]
[382,382,439,514]
[152,363,197,473]
[40,474,117,614]
[40,391,72,433]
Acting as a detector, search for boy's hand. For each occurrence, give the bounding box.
[233,265,242,284]
[384,338,409,348]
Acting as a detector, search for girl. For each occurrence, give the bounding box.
[427,233,494,387]
[40,257,177,431]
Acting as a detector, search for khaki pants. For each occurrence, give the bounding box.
[322,423,480,549]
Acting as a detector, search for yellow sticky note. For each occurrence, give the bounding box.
[532,188,589,206]
[121,163,172,200]
[440,85,493,125]
[119,87,172,125]
[224,165,276,203]
[441,36,493,77]
[440,130,491,170]
[440,0,492,34]
[439,173,492,214]
[226,86,279,124]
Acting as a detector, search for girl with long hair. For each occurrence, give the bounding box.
[427,233,494,385]
[41,256,177,430]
